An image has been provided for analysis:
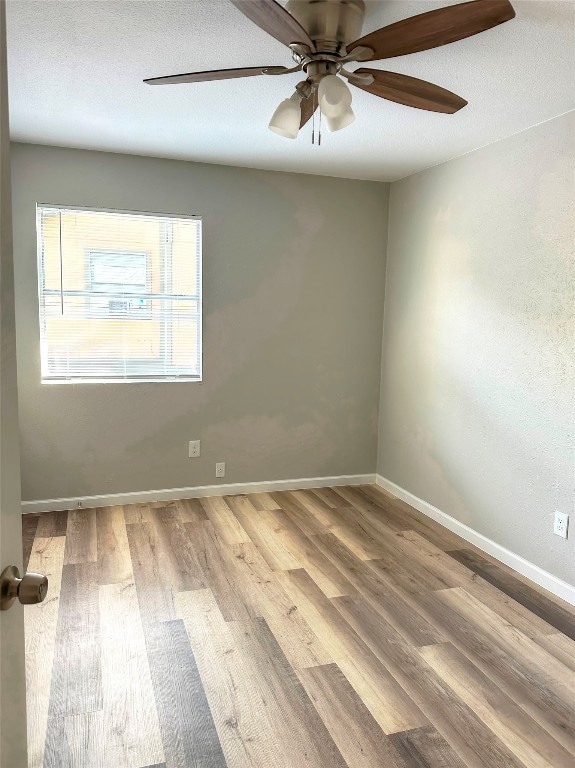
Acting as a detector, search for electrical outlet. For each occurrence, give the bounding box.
[215,462,225,478]
[188,440,201,458]
[554,511,569,539]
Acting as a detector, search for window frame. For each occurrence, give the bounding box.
[36,203,203,385]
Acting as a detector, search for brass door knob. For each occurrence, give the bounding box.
[0,565,48,611]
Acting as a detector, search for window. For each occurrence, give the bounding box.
[36,205,202,383]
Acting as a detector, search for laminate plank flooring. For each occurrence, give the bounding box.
[63,508,97,565]
[144,619,225,768]
[34,509,68,539]
[96,506,133,586]
[389,726,466,768]
[98,578,164,766]
[25,536,66,768]
[297,663,414,768]
[448,548,575,640]
[23,485,575,768]
[22,513,40,571]
[47,563,102,719]
[419,642,575,768]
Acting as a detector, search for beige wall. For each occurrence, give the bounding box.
[378,112,575,585]
[12,143,389,501]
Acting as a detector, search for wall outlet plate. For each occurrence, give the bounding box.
[188,440,201,458]
[554,511,569,539]
[215,462,225,478]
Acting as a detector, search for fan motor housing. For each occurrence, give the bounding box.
[286,0,366,50]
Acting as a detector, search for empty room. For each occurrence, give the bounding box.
[0,1,574,767]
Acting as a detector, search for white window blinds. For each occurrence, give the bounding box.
[36,205,202,383]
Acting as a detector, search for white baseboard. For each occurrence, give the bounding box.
[21,473,376,515]
[376,475,575,607]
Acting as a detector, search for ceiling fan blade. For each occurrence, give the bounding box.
[144,65,289,85]
[299,92,317,128]
[349,0,515,60]
[230,0,315,50]
[352,69,467,113]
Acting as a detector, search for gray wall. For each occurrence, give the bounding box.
[378,111,575,585]
[11,143,389,501]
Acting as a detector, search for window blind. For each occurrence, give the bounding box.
[36,205,202,383]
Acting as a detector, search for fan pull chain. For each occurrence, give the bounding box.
[311,91,316,145]
[318,106,322,146]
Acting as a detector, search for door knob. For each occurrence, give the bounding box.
[0,565,48,611]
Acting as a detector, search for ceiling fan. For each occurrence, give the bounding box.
[145,0,516,140]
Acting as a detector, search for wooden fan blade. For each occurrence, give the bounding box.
[352,69,467,113]
[230,0,315,50]
[144,65,289,85]
[349,0,515,60]
[300,93,317,128]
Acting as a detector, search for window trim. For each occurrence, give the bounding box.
[36,203,203,385]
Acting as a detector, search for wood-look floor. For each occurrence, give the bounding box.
[22,484,575,768]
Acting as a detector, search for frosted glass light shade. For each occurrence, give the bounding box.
[318,75,352,118]
[269,94,302,139]
[325,105,355,132]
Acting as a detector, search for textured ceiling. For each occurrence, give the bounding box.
[6,0,575,181]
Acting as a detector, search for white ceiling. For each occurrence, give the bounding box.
[6,0,575,181]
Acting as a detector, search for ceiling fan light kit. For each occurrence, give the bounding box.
[317,74,352,118]
[145,0,516,142]
[325,105,355,133]
[269,92,304,138]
